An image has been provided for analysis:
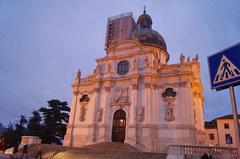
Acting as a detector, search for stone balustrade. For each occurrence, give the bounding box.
[167,145,238,159]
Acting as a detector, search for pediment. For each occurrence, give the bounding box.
[106,40,142,54]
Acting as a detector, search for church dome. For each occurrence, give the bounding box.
[131,28,167,51]
[130,9,167,51]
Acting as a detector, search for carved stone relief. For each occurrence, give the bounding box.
[113,87,129,104]
[162,88,177,121]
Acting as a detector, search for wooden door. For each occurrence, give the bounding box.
[111,109,126,143]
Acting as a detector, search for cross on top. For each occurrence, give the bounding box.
[143,6,146,14]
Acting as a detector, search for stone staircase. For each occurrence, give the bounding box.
[23,142,167,159]
[82,142,138,151]
[54,143,167,159]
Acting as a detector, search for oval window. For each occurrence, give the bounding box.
[117,61,129,75]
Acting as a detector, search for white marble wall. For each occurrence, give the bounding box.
[64,41,205,152]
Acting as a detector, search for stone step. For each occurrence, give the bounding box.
[18,143,167,159]
[82,142,139,151]
[54,149,167,159]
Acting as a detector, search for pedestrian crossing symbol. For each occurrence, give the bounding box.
[208,42,240,90]
[213,55,240,84]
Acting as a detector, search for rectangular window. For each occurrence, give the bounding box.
[224,123,229,129]
[209,133,214,140]
[225,134,233,144]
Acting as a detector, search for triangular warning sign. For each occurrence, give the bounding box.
[213,55,240,84]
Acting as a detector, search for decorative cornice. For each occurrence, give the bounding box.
[67,123,107,128]
[128,124,196,130]
[110,102,131,107]
[77,90,94,95]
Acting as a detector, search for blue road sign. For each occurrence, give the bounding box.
[208,42,240,90]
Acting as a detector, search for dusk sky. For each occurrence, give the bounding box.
[0,1,240,126]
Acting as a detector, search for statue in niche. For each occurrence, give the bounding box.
[164,97,175,121]
[162,88,177,121]
[137,106,144,122]
[114,87,129,104]
[180,53,185,64]
[96,107,103,122]
[80,105,87,121]
[79,94,89,121]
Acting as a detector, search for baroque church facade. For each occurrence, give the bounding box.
[64,10,205,152]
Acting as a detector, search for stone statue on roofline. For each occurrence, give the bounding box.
[180,53,185,64]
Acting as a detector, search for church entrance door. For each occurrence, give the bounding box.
[112,109,126,143]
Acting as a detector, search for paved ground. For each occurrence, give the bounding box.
[0,153,9,159]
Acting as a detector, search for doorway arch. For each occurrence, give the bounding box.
[111,109,126,143]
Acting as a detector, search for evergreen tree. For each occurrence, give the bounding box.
[1,124,16,148]
[1,115,27,149]
[39,100,70,144]
[0,123,5,135]
[14,115,27,142]
[26,110,42,136]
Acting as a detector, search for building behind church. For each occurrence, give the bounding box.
[64,10,205,152]
[205,114,240,148]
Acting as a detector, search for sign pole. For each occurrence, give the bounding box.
[229,86,240,151]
